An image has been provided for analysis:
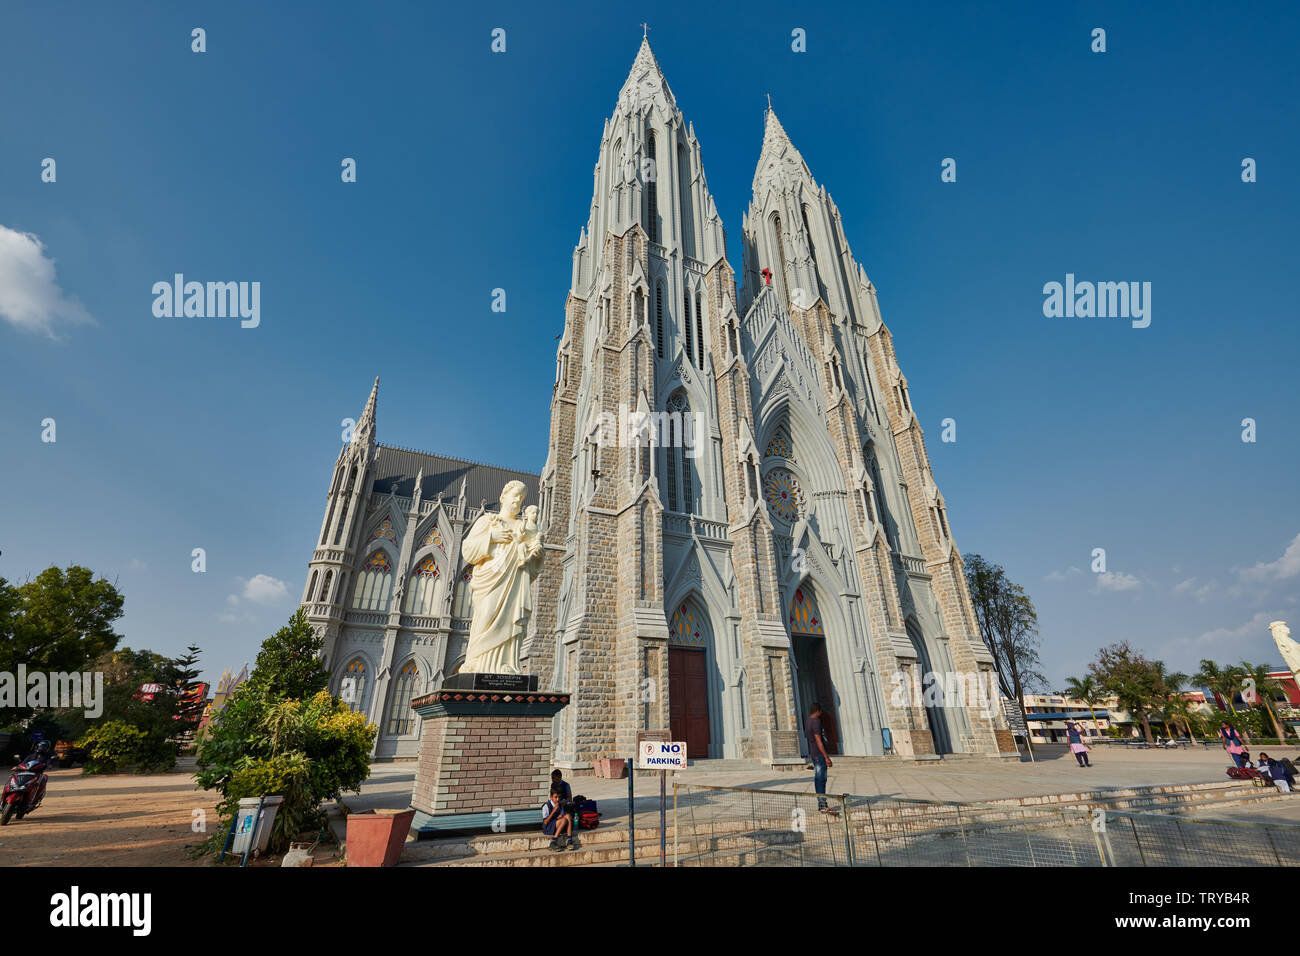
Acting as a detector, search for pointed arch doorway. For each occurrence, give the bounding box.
[790,586,839,754]
[669,601,712,758]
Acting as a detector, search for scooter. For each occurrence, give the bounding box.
[1,752,50,825]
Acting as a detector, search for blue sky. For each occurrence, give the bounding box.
[1,0,1297,690]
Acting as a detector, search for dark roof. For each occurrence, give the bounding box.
[371,445,539,511]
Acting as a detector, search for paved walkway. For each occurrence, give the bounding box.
[340,742,1294,827]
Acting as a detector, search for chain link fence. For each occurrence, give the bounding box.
[671,783,1300,867]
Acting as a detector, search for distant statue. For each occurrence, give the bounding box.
[460,480,544,675]
[1270,621,1300,682]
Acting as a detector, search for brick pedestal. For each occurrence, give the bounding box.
[407,686,570,838]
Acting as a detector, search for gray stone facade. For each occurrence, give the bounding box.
[301,39,1011,764]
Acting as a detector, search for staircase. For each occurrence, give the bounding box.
[398,779,1285,867]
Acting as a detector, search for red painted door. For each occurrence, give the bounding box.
[810,639,840,755]
[669,646,711,759]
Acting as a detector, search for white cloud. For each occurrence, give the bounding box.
[1094,571,1141,593]
[1238,532,1300,584]
[236,574,290,605]
[1162,610,1281,660]
[0,225,93,337]
[1046,567,1082,582]
[1173,576,1216,602]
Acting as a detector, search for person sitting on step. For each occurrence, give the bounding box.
[542,784,576,850]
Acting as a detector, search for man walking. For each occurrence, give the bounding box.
[805,702,835,814]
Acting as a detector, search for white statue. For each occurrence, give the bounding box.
[1269,621,1300,682]
[459,480,544,675]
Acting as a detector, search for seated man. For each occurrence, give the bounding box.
[542,785,576,850]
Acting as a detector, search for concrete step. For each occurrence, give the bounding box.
[400,779,1288,867]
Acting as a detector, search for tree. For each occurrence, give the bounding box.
[0,567,124,724]
[1064,675,1104,734]
[244,609,327,702]
[69,647,184,772]
[1089,642,1169,744]
[1194,659,1244,715]
[173,644,206,736]
[964,554,1046,705]
[1238,661,1288,740]
[193,610,372,857]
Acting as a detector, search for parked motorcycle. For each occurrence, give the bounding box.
[2,743,51,825]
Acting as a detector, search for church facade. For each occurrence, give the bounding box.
[301,39,1013,764]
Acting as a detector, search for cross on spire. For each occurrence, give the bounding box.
[766,93,772,110]
[641,22,651,38]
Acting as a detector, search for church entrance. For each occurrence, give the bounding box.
[668,646,710,758]
[789,587,839,754]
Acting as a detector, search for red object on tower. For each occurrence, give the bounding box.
[761,267,772,285]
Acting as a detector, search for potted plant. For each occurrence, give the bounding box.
[346,808,415,867]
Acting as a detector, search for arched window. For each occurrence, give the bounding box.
[655,284,664,357]
[332,465,358,545]
[403,556,439,615]
[353,551,393,611]
[802,204,827,304]
[683,290,695,364]
[341,657,368,714]
[772,214,789,311]
[319,569,333,603]
[385,660,420,736]
[646,132,659,244]
[664,391,696,513]
[678,143,695,258]
[452,566,474,620]
[307,570,318,604]
[694,292,705,370]
[789,587,824,636]
[763,467,803,525]
[864,443,898,550]
[670,602,706,646]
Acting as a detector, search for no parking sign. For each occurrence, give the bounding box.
[638,740,687,769]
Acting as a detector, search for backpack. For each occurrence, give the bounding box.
[574,797,600,830]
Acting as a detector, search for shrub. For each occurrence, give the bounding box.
[80,721,148,774]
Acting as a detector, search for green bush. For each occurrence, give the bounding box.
[80,721,148,774]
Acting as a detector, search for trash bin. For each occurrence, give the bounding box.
[232,796,283,857]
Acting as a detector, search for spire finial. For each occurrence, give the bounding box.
[766,93,772,111]
[641,22,650,39]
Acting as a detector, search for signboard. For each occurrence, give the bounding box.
[638,740,687,769]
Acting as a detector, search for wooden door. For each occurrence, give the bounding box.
[669,646,711,759]
[809,638,840,755]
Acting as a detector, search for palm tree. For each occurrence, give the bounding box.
[1194,659,1243,715]
[1238,661,1288,741]
[1064,675,1104,735]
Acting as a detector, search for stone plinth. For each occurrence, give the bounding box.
[408,683,570,838]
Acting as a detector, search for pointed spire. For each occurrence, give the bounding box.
[618,36,675,110]
[753,105,813,191]
[351,376,379,449]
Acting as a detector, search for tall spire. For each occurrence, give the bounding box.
[617,36,676,111]
[351,376,379,450]
[753,105,812,191]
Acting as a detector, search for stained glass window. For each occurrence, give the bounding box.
[421,527,445,553]
[386,659,419,735]
[369,517,396,542]
[763,468,802,524]
[403,556,439,615]
[670,603,706,647]
[451,566,474,620]
[341,657,368,714]
[789,587,824,636]
[353,551,393,612]
[764,427,793,461]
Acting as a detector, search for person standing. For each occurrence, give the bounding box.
[805,702,835,814]
[1066,721,1092,767]
[1220,722,1247,768]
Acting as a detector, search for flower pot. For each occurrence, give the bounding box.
[593,758,626,779]
[346,808,415,867]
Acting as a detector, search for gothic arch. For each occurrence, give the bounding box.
[906,615,954,755]
[382,655,425,737]
[335,648,378,719]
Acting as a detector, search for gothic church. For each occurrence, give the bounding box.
[300,39,1014,765]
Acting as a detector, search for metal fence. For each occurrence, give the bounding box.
[671,783,1300,867]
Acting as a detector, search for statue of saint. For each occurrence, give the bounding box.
[459,480,544,675]
[1270,621,1300,682]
